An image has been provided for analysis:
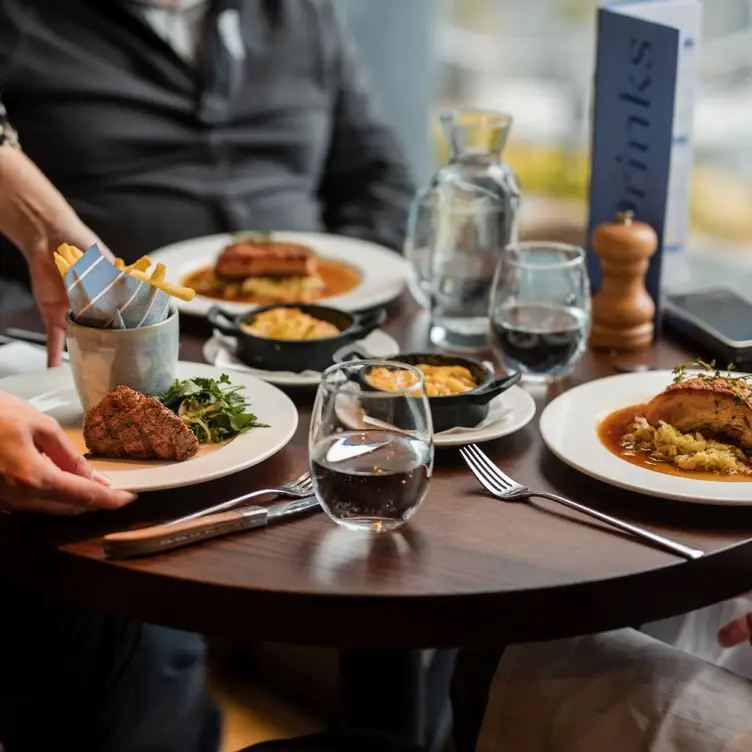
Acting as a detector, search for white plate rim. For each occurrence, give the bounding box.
[0,361,299,492]
[540,370,752,506]
[148,231,410,317]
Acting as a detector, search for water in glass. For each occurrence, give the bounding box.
[309,361,434,533]
[405,109,521,350]
[490,243,591,382]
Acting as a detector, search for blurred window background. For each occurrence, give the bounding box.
[338,0,752,266]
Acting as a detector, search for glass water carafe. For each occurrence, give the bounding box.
[405,109,521,350]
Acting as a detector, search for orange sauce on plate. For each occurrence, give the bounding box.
[598,404,752,482]
[183,258,360,305]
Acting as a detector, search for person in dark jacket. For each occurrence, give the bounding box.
[0,0,415,364]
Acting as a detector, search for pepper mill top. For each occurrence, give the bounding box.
[590,210,659,351]
[592,210,658,259]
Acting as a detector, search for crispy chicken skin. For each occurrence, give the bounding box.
[643,376,752,450]
[215,241,318,280]
[83,386,199,461]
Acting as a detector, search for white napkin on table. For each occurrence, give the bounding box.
[477,628,752,752]
[357,393,512,436]
[0,342,47,378]
[434,394,512,436]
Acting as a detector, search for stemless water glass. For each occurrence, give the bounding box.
[309,361,434,533]
[490,242,591,382]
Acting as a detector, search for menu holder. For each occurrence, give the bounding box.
[587,0,701,333]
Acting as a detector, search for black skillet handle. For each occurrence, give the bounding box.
[350,308,387,339]
[465,370,522,406]
[332,343,372,364]
[206,306,242,337]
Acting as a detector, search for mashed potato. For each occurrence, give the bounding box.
[623,417,752,475]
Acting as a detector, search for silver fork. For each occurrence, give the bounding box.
[165,470,313,526]
[460,444,704,560]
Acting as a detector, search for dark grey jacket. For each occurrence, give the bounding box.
[0,0,414,275]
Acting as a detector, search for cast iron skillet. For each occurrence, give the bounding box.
[206,303,386,372]
[333,345,521,433]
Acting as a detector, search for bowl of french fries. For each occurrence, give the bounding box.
[55,243,195,408]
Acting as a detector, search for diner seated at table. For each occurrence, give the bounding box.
[0,0,414,367]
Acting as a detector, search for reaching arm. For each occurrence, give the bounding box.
[0,98,109,366]
[316,3,416,253]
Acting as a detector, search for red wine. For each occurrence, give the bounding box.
[492,302,588,375]
[311,431,432,532]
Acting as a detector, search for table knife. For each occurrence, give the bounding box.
[103,495,320,559]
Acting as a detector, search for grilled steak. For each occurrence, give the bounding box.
[643,376,752,450]
[83,386,199,461]
[215,240,318,280]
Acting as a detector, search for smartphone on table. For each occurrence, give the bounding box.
[663,288,752,365]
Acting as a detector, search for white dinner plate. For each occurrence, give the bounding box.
[335,386,536,448]
[540,370,752,506]
[202,328,400,387]
[149,231,410,317]
[0,361,299,493]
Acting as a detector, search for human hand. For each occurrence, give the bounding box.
[718,612,752,648]
[0,393,135,515]
[25,217,113,368]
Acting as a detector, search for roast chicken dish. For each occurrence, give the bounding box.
[600,365,752,480]
[642,376,752,450]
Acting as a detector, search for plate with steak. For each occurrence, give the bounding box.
[540,365,752,505]
[148,230,409,318]
[0,362,298,492]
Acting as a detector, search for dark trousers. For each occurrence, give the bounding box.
[0,583,221,752]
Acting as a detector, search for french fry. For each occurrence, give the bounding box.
[122,259,195,302]
[53,253,71,277]
[56,243,80,268]
[156,281,195,302]
[113,258,125,271]
[126,268,150,283]
[125,256,152,273]
[150,263,166,283]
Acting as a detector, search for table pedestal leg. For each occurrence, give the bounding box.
[338,649,425,745]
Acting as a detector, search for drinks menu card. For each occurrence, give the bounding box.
[587,0,702,327]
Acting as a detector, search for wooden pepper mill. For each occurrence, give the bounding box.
[590,210,658,351]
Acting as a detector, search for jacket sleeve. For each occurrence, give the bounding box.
[316,3,416,253]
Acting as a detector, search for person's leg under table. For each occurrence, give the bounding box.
[338,650,425,743]
[450,647,505,752]
[0,582,221,752]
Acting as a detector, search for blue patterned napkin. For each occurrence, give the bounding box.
[63,245,171,329]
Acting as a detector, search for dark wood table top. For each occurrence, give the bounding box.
[1,296,752,648]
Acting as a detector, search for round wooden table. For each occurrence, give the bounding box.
[2,295,752,745]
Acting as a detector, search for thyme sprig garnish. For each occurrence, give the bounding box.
[671,358,752,387]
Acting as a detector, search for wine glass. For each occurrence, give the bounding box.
[489,242,591,383]
[309,361,434,533]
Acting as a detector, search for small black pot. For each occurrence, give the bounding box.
[333,346,521,433]
[207,304,386,372]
